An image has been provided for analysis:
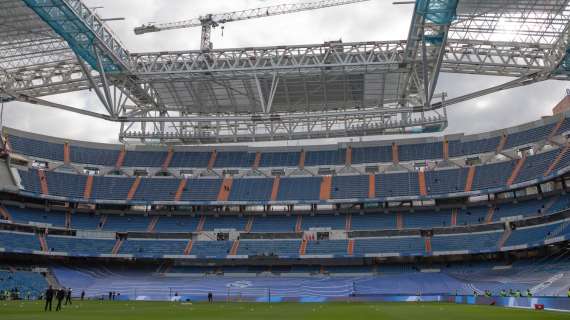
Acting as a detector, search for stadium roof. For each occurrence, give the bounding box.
[0,0,569,143]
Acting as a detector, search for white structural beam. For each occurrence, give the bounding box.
[1,0,570,144]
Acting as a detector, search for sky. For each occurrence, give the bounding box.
[2,0,569,144]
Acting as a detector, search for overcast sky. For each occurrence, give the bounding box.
[3,0,569,144]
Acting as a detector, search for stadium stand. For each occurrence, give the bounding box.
[7,115,570,170]
[259,151,300,168]
[0,268,48,299]
[4,114,570,303]
[70,145,120,167]
[228,178,273,202]
[216,152,256,168]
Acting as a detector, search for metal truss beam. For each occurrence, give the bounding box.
[130,41,408,78]
[4,38,564,99]
[21,0,131,72]
[118,108,448,144]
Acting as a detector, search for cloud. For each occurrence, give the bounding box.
[4,0,568,145]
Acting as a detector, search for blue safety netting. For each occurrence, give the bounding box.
[23,0,122,73]
[416,0,459,25]
[424,34,445,45]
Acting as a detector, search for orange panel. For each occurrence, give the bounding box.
[451,208,458,226]
[196,216,206,232]
[418,171,428,196]
[396,213,403,230]
[0,206,12,221]
[217,177,233,201]
[424,237,432,254]
[485,206,495,223]
[464,166,476,192]
[83,175,94,200]
[270,176,281,201]
[345,147,352,166]
[208,150,217,170]
[299,239,307,255]
[443,139,449,160]
[507,157,526,186]
[162,148,174,170]
[549,117,565,139]
[392,143,399,164]
[496,134,507,153]
[299,150,306,169]
[37,170,49,195]
[229,240,240,255]
[253,152,261,170]
[545,145,569,177]
[115,147,126,169]
[319,176,332,201]
[368,174,376,198]
[347,239,355,256]
[184,240,194,255]
[126,176,141,201]
[295,215,303,233]
[174,179,187,202]
[63,142,70,164]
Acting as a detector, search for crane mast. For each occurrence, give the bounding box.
[134,0,373,50]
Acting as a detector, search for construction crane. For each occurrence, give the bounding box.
[134,0,373,50]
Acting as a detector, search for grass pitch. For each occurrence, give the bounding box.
[1,300,570,320]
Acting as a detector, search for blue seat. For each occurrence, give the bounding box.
[228,178,273,202]
[352,145,392,164]
[70,145,119,166]
[259,152,300,168]
[471,160,516,190]
[276,177,321,201]
[133,178,180,202]
[425,168,468,195]
[9,135,63,161]
[214,152,256,168]
[237,240,300,256]
[448,136,501,157]
[122,151,166,167]
[331,175,369,199]
[180,179,223,202]
[377,172,420,198]
[91,176,135,200]
[431,231,502,252]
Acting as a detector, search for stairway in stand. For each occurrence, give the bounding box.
[229,240,240,256]
[485,206,495,223]
[112,238,124,255]
[37,233,48,252]
[147,216,159,232]
[497,226,512,250]
[0,205,12,221]
[299,239,308,256]
[184,240,194,255]
[347,239,355,256]
[424,237,432,254]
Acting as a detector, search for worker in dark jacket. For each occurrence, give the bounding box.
[55,288,65,311]
[65,288,72,305]
[44,286,54,312]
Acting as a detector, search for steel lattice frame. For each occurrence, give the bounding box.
[0,0,569,144]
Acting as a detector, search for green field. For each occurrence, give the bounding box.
[1,300,570,320]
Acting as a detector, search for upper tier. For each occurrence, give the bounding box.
[5,112,570,169]
[11,142,570,204]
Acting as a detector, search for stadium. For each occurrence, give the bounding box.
[1,0,570,318]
